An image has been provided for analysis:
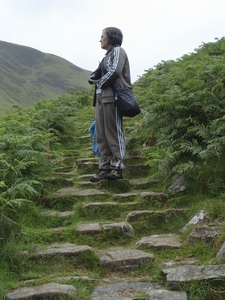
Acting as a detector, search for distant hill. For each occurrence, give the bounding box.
[0,40,92,108]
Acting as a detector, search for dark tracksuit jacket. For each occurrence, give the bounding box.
[92,45,131,171]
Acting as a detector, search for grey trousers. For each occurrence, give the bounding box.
[95,93,125,170]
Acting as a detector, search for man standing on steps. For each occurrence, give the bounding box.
[88,27,132,182]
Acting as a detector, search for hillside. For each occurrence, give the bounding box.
[0,40,91,108]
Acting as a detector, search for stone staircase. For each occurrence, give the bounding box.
[5,133,225,300]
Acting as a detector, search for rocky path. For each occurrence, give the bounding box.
[5,133,225,299]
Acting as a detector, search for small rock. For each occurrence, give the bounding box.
[189,226,221,245]
[168,174,187,193]
[180,210,205,233]
[102,222,135,236]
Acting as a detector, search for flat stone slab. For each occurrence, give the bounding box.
[41,210,74,218]
[126,209,187,222]
[32,242,94,259]
[6,282,77,300]
[146,289,187,300]
[91,281,161,300]
[126,210,155,222]
[100,249,154,270]
[136,234,183,249]
[76,223,102,234]
[112,193,138,200]
[141,191,168,202]
[75,222,135,236]
[162,264,225,288]
[102,222,135,236]
[53,187,108,197]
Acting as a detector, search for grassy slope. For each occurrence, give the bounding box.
[0,40,91,108]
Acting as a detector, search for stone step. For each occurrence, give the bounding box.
[91,281,162,300]
[112,190,169,203]
[43,176,74,186]
[29,242,94,260]
[82,201,145,219]
[162,264,225,289]
[141,191,168,203]
[6,282,77,300]
[76,221,135,236]
[77,162,151,177]
[135,234,183,249]
[126,209,188,222]
[41,210,74,218]
[129,178,159,189]
[112,192,139,201]
[53,187,109,198]
[99,249,154,271]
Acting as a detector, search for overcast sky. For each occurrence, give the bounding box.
[1,0,225,82]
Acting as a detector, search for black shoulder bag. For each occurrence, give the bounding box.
[112,86,141,117]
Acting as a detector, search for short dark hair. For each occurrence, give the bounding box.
[104,27,123,46]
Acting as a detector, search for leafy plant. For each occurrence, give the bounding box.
[134,37,225,194]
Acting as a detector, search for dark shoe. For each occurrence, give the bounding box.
[90,170,110,182]
[106,169,123,180]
